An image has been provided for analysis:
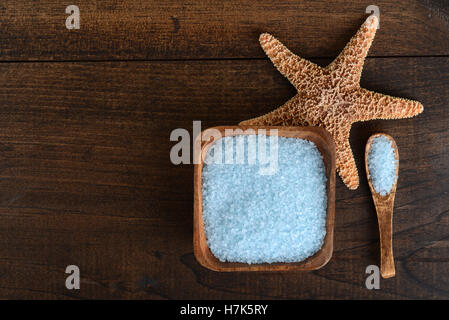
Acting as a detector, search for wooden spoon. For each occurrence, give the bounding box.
[365,133,399,279]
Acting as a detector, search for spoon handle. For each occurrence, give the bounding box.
[375,198,395,278]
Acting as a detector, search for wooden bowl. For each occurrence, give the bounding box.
[193,126,336,272]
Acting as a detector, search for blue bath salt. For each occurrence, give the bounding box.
[201,134,327,264]
[367,135,398,196]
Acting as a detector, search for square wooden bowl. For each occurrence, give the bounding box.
[193,126,336,271]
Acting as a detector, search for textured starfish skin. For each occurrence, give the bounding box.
[240,16,423,190]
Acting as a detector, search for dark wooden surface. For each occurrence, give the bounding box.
[2,0,449,60]
[0,1,448,299]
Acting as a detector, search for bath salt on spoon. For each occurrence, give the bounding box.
[365,134,399,278]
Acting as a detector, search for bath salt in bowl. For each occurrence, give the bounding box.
[193,126,336,272]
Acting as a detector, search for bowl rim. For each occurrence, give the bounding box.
[193,125,336,272]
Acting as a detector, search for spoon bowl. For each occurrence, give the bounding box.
[365,133,399,278]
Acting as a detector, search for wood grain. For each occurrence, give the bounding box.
[0,57,447,298]
[1,0,448,61]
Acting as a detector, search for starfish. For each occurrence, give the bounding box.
[240,16,423,190]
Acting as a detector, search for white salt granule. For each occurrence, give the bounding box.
[201,135,328,264]
[367,135,398,196]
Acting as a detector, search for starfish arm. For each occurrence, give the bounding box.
[355,88,424,121]
[259,33,322,90]
[328,15,379,85]
[334,127,360,190]
[240,95,313,126]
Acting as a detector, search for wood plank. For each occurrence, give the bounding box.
[1,0,448,61]
[0,57,447,299]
